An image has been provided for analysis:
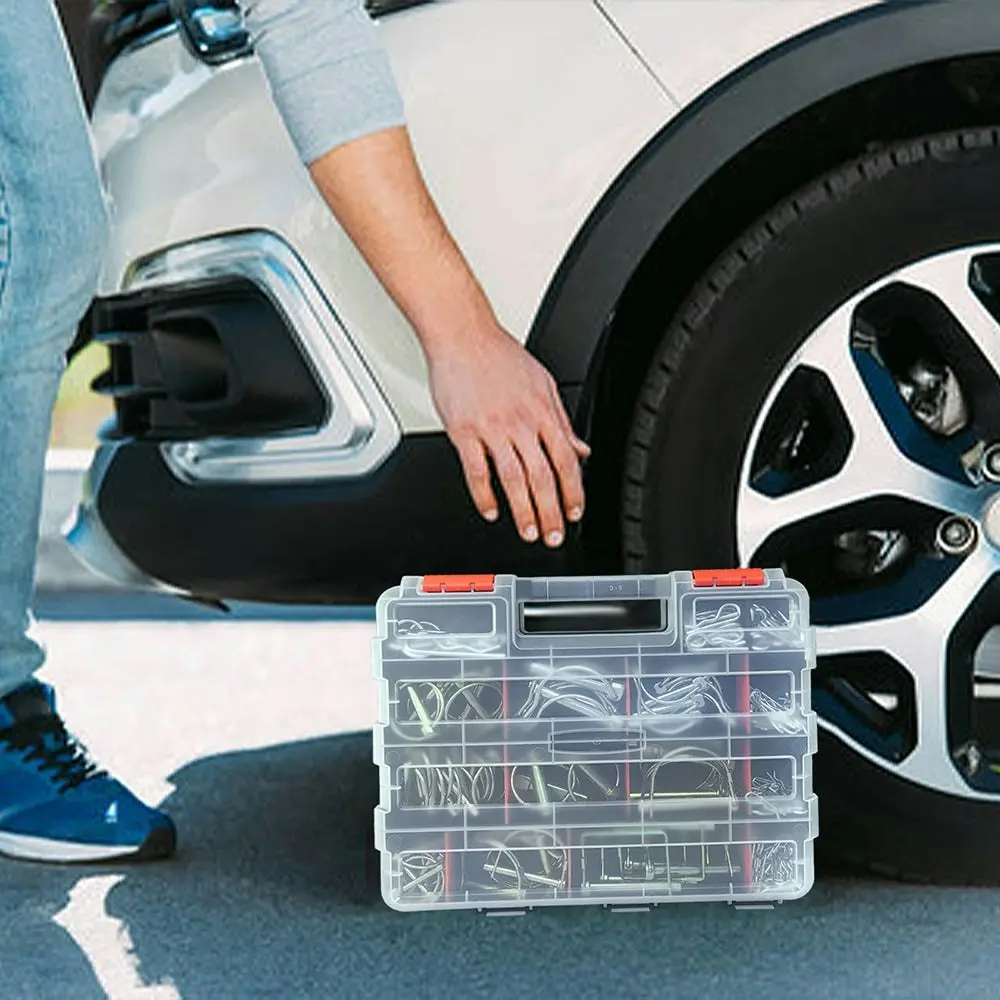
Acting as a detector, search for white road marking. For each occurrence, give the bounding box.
[52,875,181,1000]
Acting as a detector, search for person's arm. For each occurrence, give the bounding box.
[241,0,589,547]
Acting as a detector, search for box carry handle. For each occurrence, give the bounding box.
[520,599,665,636]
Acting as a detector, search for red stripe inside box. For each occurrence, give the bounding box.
[738,651,753,887]
[444,832,453,897]
[624,657,631,800]
[502,660,511,825]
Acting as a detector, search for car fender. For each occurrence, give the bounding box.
[527,0,1000,394]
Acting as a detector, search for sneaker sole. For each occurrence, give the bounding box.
[0,825,176,864]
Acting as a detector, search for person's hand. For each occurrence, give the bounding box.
[302,123,589,541]
[426,324,591,547]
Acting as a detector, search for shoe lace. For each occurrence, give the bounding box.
[0,716,107,792]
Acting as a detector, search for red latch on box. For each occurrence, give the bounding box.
[421,574,496,593]
[692,568,766,588]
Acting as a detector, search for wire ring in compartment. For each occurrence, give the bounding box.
[402,759,498,808]
[518,663,625,719]
[483,830,568,891]
[398,851,445,897]
[685,602,745,649]
[643,746,735,800]
[391,681,446,741]
[443,681,503,721]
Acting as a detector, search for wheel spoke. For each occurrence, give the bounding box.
[815,547,1000,796]
[798,306,979,514]
[793,305,894,442]
[739,463,882,559]
[739,303,979,558]
[896,249,1000,389]
[815,547,995,656]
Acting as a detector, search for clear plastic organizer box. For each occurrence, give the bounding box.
[372,568,818,912]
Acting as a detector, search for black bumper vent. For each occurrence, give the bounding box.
[91,277,329,441]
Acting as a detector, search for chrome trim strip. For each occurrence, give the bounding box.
[63,442,186,595]
[123,230,402,484]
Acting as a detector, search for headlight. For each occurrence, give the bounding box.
[169,0,251,66]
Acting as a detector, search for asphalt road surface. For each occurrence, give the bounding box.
[6,592,1000,1000]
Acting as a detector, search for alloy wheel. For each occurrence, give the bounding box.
[739,245,1000,800]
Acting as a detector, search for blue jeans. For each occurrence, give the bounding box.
[0,4,108,697]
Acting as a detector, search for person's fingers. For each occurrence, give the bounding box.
[453,434,498,521]
[489,439,538,542]
[546,379,591,459]
[541,420,586,524]
[513,430,565,547]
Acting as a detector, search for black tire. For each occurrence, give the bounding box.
[623,128,1000,884]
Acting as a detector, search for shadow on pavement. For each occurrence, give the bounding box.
[85,733,1000,1000]
[129,732,383,909]
[4,863,107,1000]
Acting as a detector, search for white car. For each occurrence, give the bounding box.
[64,0,1000,884]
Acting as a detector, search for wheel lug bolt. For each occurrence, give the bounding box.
[936,515,977,556]
[982,444,1000,484]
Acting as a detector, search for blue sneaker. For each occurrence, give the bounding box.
[0,682,176,863]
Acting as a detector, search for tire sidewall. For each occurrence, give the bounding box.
[633,137,1000,574]
[627,132,1000,882]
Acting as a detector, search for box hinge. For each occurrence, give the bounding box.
[692,568,766,588]
[422,574,496,593]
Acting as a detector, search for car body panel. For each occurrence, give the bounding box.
[601,0,880,106]
[71,0,1000,604]
[526,0,1000,395]
[93,1,674,435]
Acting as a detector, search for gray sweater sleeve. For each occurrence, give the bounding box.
[238,0,407,165]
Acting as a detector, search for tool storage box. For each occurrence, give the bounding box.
[372,568,817,912]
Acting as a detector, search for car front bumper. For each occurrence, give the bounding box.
[65,229,578,604]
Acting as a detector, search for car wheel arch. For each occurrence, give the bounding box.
[523,1,1000,566]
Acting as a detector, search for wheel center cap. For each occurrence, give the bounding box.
[984,494,1000,549]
